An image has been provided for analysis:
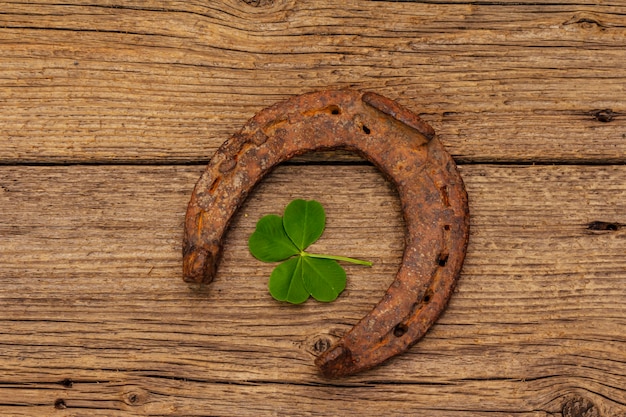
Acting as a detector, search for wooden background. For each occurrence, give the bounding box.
[1,1,624,416]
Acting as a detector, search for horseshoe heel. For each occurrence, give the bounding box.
[183,89,469,378]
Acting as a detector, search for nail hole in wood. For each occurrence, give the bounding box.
[59,378,73,388]
[54,399,67,409]
[588,220,620,231]
[593,109,615,123]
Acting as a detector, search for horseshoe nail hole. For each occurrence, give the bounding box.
[218,159,237,174]
[423,289,433,304]
[437,253,449,267]
[393,323,408,337]
[362,125,371,135]
[444,224,451,231]
[54,399,67,410]
[439,185,450,207]
[262,118,288,135]
[209,177,221,194]
[303,105,342,117]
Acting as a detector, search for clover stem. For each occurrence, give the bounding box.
[302,251,373,267]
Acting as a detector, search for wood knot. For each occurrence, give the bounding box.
[562,396,600,417]
[124,390,147,406]
[576,18,602,29]
[563,14,607,29]
[241,0,274,6]
[54,399,67,410]
[312,337,332,354]
[302,333,339,356]
[592,109,616,123]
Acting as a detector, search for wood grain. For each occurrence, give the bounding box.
[1,1,625,416]
[0,0,625,164]
[1,164,624,416]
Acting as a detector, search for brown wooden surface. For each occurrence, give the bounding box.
[0,1,625,416]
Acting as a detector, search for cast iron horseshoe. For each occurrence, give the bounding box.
[183,89,469,378]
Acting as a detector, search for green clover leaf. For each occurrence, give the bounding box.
[301,256,346,302]
[248,214,299,262]
[248,199,372,304]
[283,199,325,251]
[268,257,309,304]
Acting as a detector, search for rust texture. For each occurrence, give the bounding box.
[183,89,470,377]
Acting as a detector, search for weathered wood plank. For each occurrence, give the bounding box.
[1,1,625,416]
[0,164,624,415]
[1,0,625,163]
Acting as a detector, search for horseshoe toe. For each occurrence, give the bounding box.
[183,89,470,377]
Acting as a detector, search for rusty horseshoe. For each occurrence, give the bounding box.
[183,89,469,378]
